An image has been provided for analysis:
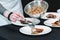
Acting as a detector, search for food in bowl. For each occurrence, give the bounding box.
[52,19,60,26]
[27,6,44,15]
[24,1,49,18]
[31,28,43,34]
[46,14,56,18]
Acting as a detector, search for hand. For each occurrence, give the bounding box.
[9,11,25,22]
[40,0,43,2]
[34,0,43,2]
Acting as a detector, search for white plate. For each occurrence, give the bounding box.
[11,18,40,26]
[19,25,52,35]
[44,19,60,27]
[41,12,60,19]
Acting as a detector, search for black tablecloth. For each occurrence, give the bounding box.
[0,19,60,40]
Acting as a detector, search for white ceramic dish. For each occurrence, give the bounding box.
[44,19,60,27]
[41,12,60,19]
[11,18,40,26]
[19,25,52,35]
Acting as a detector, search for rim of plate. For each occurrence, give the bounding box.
[11,18,40,26]
[19,25,52,35]
[44,19,60,27]
[41,12,59,19]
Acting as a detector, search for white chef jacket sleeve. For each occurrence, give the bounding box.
[0,4,6,15]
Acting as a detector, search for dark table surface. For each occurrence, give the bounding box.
[0,18,60,40]
[0,0,60,40]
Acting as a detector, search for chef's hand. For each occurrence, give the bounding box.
[10,11,25,22]
[4,10,25,22]
[40,0,43,2]
[34,0,43,2]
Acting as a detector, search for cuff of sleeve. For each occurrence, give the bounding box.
[0,4,6,15]
[8,12,13,21]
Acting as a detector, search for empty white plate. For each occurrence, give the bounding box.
[11,18,40,26]
[19,25,52,35]
[41,12,60,19]
[44,19,60,27]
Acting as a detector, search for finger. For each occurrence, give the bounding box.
[40,0,43,2]
[16,14,25,21]
[19,13,24,18]
[13,11,25,21]
[10,14,17,19]
[10,16,17,22]
[10,17,16,22]
[18,17,25,21]
[16,13,24,19]
[14,12,25,19]
[13,13,20,18]
[13,13,25,21]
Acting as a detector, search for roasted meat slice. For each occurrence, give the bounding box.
[31,28,43,34]
[46,14,56,18]
[20,20,32,24]
[52,19,60,26]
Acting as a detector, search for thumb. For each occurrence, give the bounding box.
[18,17,25,21]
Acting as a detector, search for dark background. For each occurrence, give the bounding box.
[0,0,60,40]
[21,0,60,17]
[22,0,60,13]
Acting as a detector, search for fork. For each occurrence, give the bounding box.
[28,22,35,28]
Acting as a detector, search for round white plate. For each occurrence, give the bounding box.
[19,25,52,35]
[44,19,60,27]
[41,12,60,19]
[11,18,40,26]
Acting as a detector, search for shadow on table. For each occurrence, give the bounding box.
[19,30,52,37]
[0,36,8,40]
